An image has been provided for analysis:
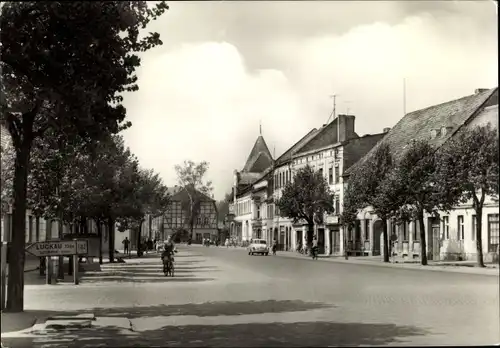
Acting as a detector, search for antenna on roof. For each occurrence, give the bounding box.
[344,100,352,114]
[326,94,338,124]
[273,145,276,159]
[259,120,262,136]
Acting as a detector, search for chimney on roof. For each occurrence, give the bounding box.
[383,127,391,133]
[475,88,488,94]
[337,114,356,142]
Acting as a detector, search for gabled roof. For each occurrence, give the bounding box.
[344,87,498,177]
[169,185,215,203]
[274,128,319,166]
[242,135,273,173]
[295,117,358,156]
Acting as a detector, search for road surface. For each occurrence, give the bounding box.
[3,245,499,347]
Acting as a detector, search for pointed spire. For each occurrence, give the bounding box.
[259,120,262,136]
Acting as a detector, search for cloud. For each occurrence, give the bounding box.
[122,2,497,200]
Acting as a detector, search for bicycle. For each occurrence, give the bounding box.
[163,257,175,277]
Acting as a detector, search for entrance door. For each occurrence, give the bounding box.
[372,220,383,256]
[279,227,285,251]
[329,227,340,254]
[317,228,325,254]
[427,218,440,261]
[296,230,303,250]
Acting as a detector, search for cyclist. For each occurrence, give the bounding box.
[162,236,177,267]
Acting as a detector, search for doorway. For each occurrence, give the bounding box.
[329,227,340,254]
[428,217,440,261]
[372,220,383,256]
[317,228,325,254]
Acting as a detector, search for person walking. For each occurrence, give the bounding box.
[122,237,130,255]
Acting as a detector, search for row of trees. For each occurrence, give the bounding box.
[0,1,169,312]
[342,123,499,267]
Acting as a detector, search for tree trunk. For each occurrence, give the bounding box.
[417,210,428,266]
[306,223,314,254]
[6,138,32,312]
[475,207,486,268]
[382,218,390,263]
[108,217,115,263]
[137,221,143,256]
[97,221,103,264]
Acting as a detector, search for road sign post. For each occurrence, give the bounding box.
[26,240,88,285]
[46,256,52,285]
[73,239,79,285]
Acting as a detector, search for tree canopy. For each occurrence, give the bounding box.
[277,165,334,248]
[174,160,214,234]
[343,142,395,262]
[434,123,499,266]
[0,1,169,312]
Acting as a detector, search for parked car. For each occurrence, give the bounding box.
[247,239,269,256]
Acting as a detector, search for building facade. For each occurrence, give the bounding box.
[344,88,499,262]
[229,132,274,244]
[146,185,218,244]
[229,115,385,254]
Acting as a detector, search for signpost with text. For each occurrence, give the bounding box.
[26,240,88,285]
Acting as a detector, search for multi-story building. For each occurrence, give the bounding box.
[229,132,274,243]
[344,88,499,261]
[284,114,386,255]
[229,115,386,254]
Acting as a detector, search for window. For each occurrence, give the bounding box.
[257,205,261,219]
[457,215,464,240]
[319,168,323,177]
[335,166,340,184]
[328,167,333,184]
[443,216,449,239]
[413,221,420,241]
[487,214,499,253]
[335,199,340,216]
[402,223,408,241]
[472,215,477,241]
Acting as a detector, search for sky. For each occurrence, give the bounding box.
[121,0,498,200]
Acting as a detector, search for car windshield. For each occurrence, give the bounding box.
[258,240,266,244]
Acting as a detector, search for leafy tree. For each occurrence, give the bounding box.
[277,165,334,252]
[116,168,170,256]
[378,140,444,266]
[0,1,168,311]
[0,143,15,215]
[343,142,395,262]
[434,124,499,267]
[174,160,213,237]
[216,192,233,223]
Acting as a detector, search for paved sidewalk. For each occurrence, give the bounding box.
[276,250,499,276]
[1,311,40,334]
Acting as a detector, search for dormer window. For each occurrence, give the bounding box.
[430,129,441,139]
[441,126,453,137]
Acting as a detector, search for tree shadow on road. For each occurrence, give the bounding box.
[3,320,429,347]
[88,300,336,319]
[80,276,215,284]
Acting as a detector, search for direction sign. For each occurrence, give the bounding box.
[25,240,88,257]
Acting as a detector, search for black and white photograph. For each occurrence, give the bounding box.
[0,1,498,347]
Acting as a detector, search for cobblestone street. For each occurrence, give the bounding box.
[2,246,499,347]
